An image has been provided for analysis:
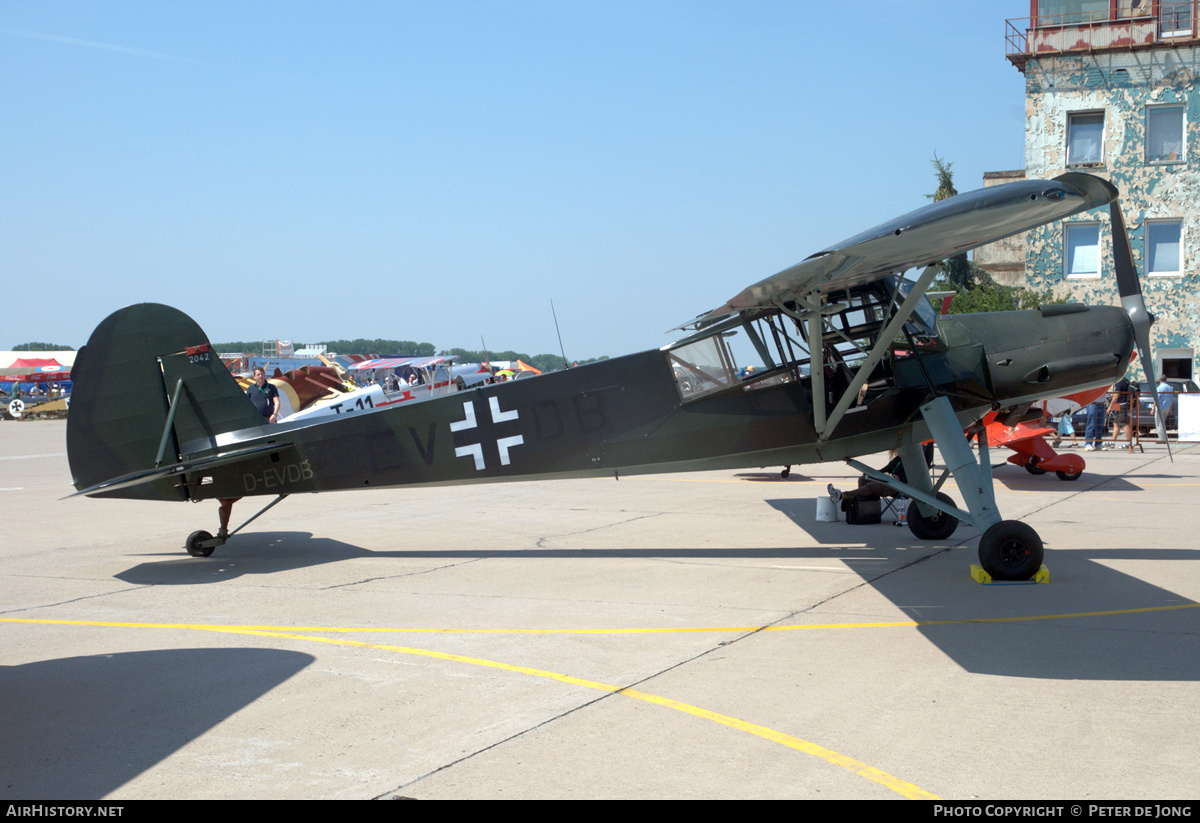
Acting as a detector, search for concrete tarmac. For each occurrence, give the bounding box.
[2,419,1199,799]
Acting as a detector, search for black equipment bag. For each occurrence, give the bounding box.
[846,497,882,525]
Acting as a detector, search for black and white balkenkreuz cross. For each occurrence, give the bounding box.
[449,396,525,471]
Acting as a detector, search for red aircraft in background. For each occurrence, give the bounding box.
[977,386,1112,481]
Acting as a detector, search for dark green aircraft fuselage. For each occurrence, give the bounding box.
[65,302,1134,504]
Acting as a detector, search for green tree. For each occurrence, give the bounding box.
[928,153,957,202]
[925,154,1065,313]
[213,339,604,370]
[927,154,986,291]
[212,341,264,353]
[12,342,74,351]
[323,339,436,357]
[944,281,1062,314]
[213,339,437,356]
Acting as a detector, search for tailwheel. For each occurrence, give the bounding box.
[906,492,959,540]
[186,530,217,558]
[1023,457,1047,475]
[978,521,1044,581]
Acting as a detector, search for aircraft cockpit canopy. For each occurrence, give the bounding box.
[891,274,939,339]
[666,272,943,405]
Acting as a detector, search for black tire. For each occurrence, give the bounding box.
[186,530,216,558]
[1024,458,1047,475]
[907,492,959,540]
[978,521,1043,581]
[1055,469,1082,481]
[781,467,790,478]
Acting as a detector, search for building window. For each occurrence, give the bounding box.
[1065,223,1100,278]
[1037,0,1109,25]
[1146,106,1185,164]
[1067,111,1104,166]
[1160,1,1194,37]
[1146,220,1182,276]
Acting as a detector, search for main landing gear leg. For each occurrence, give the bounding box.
[919,396,1044,580]
[185,494,288,558]
[895,440,959,542]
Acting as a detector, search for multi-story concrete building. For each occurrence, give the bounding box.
[983,1,1200,381]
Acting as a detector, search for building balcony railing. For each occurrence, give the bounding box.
[1006,2,1199,70]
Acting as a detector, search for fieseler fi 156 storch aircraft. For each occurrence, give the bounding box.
[65,171,1167,581]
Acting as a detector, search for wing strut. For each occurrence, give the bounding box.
[816,263,942,440]
[845,400,999,528]
[807,295,827,436]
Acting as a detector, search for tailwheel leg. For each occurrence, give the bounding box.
[184,494,288,558]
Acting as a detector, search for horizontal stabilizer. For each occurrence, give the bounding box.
[66,443,294,498]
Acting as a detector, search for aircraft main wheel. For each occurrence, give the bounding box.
[186,530,216,558]
[1024,458,1047,475]
[1055,469,1082,481]
[978,521,1043,581]
[907,492,959,540]
[781,467,790,478]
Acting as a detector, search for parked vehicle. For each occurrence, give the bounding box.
[1066,378,1197,436]
[1135,378,1198,434]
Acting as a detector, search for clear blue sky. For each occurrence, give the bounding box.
[1,1,1029,359]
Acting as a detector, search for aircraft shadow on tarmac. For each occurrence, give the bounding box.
[115,531,923,586]
[766,497,1200,682]
[989,468,1163,491]
[732,471,813,482]
[0,647,313,799]
[115,525,1200,684]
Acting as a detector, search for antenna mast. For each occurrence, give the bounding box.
[551,299,570,369]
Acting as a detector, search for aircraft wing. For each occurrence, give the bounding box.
[348,356,456,371]
[983,413,1056,449]
[687,172,1117,329]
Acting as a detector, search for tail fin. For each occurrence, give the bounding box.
[67,304,264,500]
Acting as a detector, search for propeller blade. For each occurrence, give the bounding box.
[1110,202,1171,458]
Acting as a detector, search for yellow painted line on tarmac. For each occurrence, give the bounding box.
[660,477,796,484]
[0,616,936,799]
[615,687,936,800]
[4,601,1198,635]
[6,601,1199,796]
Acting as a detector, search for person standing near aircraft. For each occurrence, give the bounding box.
[1108,376,1136,448]
[218,368,278,536]
[1084,396,1107,451]
[1052,410,1078,448]
[247,366,280,423]
[217,497,239,540]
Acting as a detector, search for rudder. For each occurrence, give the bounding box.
[67,304,264,500]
